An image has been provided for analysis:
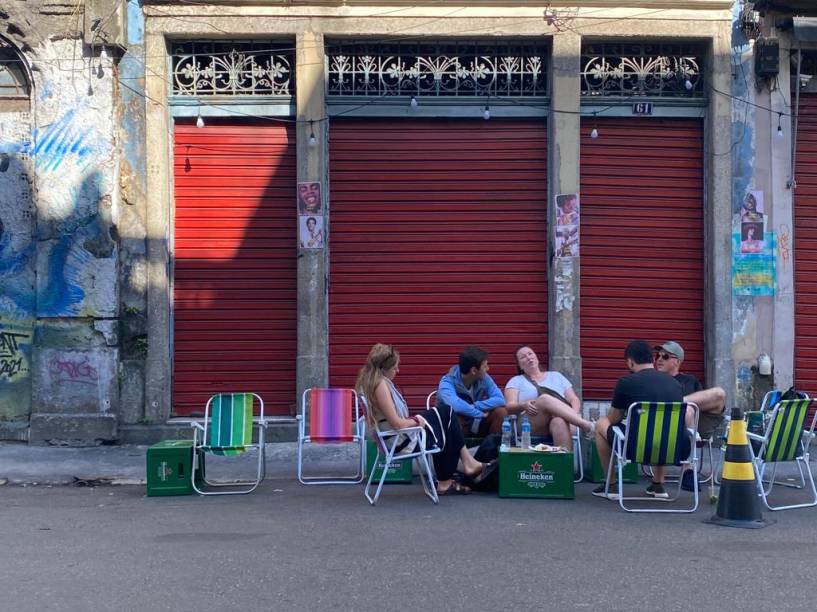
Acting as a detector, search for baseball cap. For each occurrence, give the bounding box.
[654,341,684,361]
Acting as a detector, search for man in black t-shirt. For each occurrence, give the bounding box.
[592,340,684,500]
[654,341,726,439]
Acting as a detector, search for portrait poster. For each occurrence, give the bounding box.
[555,224,579,258]
[740,220,765,254]
[555,193,580,227]
[297,181,323,215]
[554,193,579,258]
[299,215,325,249]
[741,190,764,222]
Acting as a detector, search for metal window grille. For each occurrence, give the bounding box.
[171,40,294,97]
[326,40,548,98]
[581,42,705,98]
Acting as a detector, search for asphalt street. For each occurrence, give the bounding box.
[3,474,816,612]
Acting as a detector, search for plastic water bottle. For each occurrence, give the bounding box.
[500,416,512,450]
[521,414,532,449]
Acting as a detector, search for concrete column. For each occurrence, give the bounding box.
[295,32,329,403]
[548,33,583,395]
[144,30,171,422]
[771,35,795,390]
[706,23,735,400]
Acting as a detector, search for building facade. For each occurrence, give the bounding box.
[0,1,814,442]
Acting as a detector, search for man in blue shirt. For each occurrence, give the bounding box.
[436,346,507,436]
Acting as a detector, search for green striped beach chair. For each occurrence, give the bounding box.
[747,397,817,511]
[605,401,699,513]
[191,393,267,495]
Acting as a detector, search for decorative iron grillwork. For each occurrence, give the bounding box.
[326,41,548,97]
[581,42,705,98]
[171,41,293,96]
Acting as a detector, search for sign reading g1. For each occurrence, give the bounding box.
[632,102,653,115]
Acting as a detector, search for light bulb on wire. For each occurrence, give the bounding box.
[684,78,693,91]
[196,112,205,129]
[410,96,418,108]
[590,127,599,139]
[483,105,491,120]
[308,122,317,148]
[777,113,784,138]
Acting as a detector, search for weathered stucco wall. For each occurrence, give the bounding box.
[0,1,125,441]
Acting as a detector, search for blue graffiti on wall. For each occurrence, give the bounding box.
[31,109,95,173]
[0,220,35,318]
[37,172,111,317]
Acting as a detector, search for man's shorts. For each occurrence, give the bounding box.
[698,410,726,440]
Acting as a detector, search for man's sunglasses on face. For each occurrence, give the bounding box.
[655,352,677,361]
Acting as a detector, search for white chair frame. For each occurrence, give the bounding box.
[191,392,267,496]
[297,388,366,485]
[362,396,440,505]
[603,402,699,513]
[746,400,817,511]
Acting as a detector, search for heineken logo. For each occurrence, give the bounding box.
[157,461,172,481]
[518,461,555,483]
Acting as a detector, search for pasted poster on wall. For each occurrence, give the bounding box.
[733,231,776,296]
[299,215,324,249]
[554,193,579,258]
[297,181,323,215]
[297,181,325,250]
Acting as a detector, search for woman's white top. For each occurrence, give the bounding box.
[505,371,572,402]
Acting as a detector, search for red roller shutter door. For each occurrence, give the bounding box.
[580,118,705,399]
[329,119,548,409]
[795,93,817,395]
[172,119,297,416]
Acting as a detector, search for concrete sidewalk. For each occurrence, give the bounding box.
[0,441,359,485]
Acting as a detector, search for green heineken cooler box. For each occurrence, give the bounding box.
[365,440,413,484]
[585,439,638,483]
[146,440,204,496]
[499,448,574,499]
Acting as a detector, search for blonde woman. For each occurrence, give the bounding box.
[503,345,595,450]
[356,343,494,495]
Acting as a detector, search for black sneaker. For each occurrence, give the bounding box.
[645,482,669,499]
[680,470,696,492]
[591,484,619,500]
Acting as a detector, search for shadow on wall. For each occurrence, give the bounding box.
[36,170,116,318]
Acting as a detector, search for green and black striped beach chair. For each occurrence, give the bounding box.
[747,397,817,511]
[605,401,699,513]
[191,392,267,495]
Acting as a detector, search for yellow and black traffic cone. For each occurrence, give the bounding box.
[705,408,773,529]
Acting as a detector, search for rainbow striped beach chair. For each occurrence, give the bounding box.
[191,393,267,495]
[747,397,817,511]
[297,388,365,485]
[605,401,699,513]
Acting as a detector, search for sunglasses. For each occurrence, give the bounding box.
[655,352,677,361]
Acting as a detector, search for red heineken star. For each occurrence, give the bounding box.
[531,462,542,473]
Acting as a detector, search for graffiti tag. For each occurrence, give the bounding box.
[0,331,27,358]
[0,331,29,380]
[47,357,99,385]
[778,224,791,270]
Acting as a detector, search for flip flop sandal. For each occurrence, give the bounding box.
[438,481,472,496]
[471,459,498,486]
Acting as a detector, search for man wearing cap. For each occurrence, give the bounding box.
[654,340,727,491]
